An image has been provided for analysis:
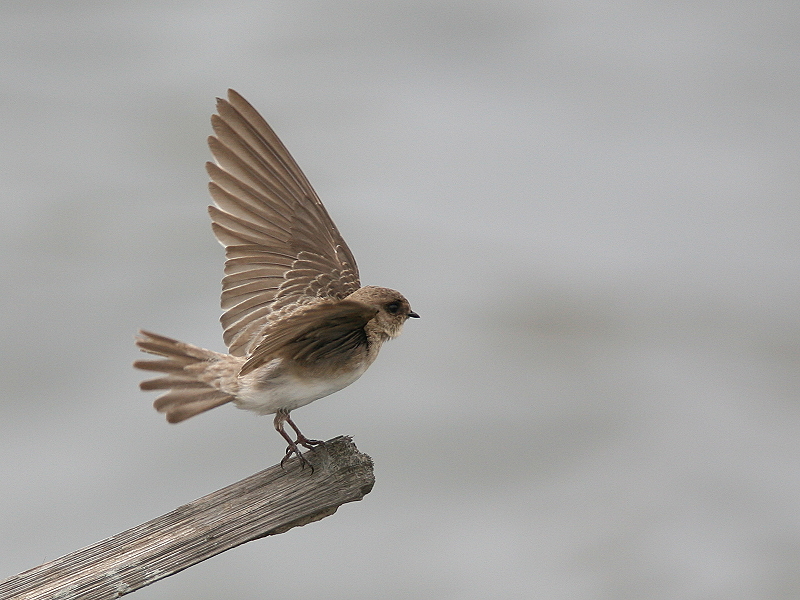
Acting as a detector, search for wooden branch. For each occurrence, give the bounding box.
[0,436,373,600]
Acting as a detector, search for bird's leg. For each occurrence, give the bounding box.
[274,409,311,470]
[285,414,325,449]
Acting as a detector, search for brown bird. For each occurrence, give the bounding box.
[135,90,418,468]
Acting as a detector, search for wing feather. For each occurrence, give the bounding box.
[239,301,376,375]
[208,90,361,356]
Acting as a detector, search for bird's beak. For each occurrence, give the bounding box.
[408,311,420,318]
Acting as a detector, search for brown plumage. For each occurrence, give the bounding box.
[135,90,418,468]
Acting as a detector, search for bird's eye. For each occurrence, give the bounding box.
[385,301,401,314]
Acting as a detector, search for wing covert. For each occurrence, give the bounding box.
[239,301,377,375]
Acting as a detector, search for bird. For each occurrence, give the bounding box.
[134,89,418,469]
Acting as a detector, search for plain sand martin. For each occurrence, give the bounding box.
[135,90,418,468]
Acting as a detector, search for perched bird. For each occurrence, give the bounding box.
[135,90,418,468]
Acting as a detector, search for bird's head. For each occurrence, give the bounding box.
[347,286,419,339]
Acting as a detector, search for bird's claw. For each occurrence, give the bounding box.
[280,437,324,472]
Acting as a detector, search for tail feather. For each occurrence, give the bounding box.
[133,359,196,374]
[139,377,209,391]
[153,389,232,423]
[135,330,238,423]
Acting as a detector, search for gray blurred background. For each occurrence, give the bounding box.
[1,1,799,598]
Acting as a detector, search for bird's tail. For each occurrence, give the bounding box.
[134,330,239,423]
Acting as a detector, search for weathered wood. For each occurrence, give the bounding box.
[0,436,373,600]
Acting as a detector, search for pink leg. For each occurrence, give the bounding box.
[285,414,324,449]
[273,409,322,471]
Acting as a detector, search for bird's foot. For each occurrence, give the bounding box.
[280,441,310,471]
[275,411,324,472]
[280,437,323,472]
[297,435,325,450]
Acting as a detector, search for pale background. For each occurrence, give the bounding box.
[1,2,799,599]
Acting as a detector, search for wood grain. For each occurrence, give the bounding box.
[0,436,373,600]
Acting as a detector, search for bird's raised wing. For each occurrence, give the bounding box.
[207,89,361,356]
